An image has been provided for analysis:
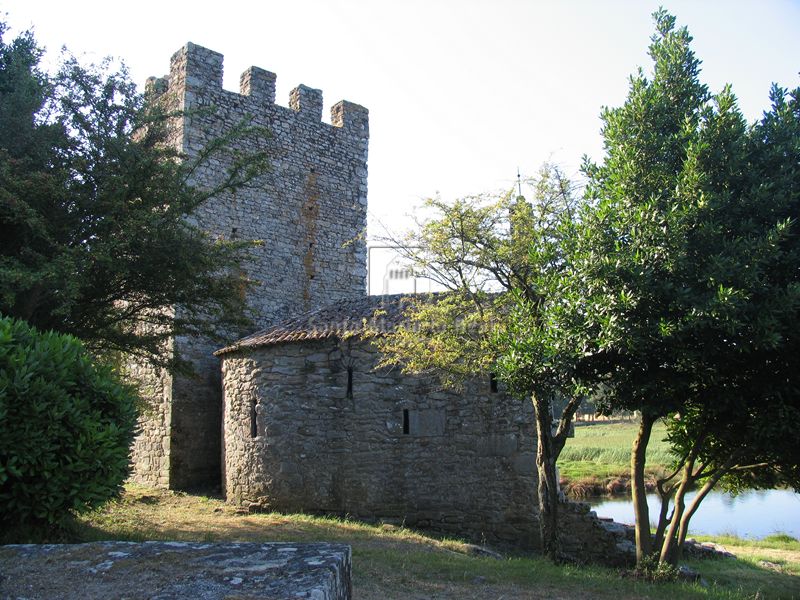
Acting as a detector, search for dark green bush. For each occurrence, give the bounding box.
[0,316,137,539]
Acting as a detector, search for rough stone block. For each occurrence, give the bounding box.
[0,541,352,600]
[476,434,518,457]
[240,66,276,104]
[407,408,446,436]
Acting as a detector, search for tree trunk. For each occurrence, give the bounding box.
[672,478,711,564]
[659,467,691,564]
[631,413,655,562]
[652,486,673,551]
[673,455,737,563]
[653,460,684,551]
[532,392,561,560]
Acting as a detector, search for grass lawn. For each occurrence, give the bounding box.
[69,485,800,599]
[558,419,676,495]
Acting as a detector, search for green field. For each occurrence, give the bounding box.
[558,420,676,495]
[69,485,800,599]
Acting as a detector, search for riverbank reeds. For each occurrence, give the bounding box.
[558,420,675,497]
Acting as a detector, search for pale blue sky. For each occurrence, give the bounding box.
[4,0,799,244]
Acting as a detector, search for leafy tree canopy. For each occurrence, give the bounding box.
[377,10,800,566]
[373,165,589,560]
[0,22,269,371]
[574,9,800,564]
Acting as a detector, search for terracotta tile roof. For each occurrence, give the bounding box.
[214,294,418,355]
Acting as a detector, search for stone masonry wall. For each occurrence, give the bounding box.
[130,43,369,489]
[127,357,172,488]
[221,337,541,551]
[127,322,175,487]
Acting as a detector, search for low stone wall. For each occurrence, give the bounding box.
[0,541,351,599]
[558,501,636,566]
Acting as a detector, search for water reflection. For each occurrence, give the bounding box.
[588,489,800,539]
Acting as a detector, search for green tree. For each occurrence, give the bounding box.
[574,10,800,565]
[374,165,591,560]
[0,22,269,370]
[652,82,800,565]
[0,316,137,540]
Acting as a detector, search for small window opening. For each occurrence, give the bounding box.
[402,409,410,435]
[489,372,498,393]
[346,366,353,399]
[249,398,258,438]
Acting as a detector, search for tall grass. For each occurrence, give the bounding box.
[558,421,677,485]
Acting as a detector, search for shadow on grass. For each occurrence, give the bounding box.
[64,486,797,600]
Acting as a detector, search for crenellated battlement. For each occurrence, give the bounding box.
[289,84,323,120]
[144,75,169,97]
[240,66,276,104]
[171,42,223,91]
[150,42,368,133]
[331,100,369,134]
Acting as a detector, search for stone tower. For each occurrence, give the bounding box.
[130,43,369,490]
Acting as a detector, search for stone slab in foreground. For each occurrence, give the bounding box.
[0,541,351,599]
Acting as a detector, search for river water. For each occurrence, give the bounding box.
[588,489,800,539]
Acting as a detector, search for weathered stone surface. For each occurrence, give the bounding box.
[128,345,173,488]
[556,501,636,566]
[217,318,638,564]
[221,336,541,551]
[130,42,369,490]
[684,538,737,559]
[0,541,351,599]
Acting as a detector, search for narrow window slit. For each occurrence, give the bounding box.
[489,372,498,393]
[346,366,353,399]
[402,409,410,435]
[250,398,258,438]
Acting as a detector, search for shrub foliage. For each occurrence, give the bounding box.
[0,316,137,537]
